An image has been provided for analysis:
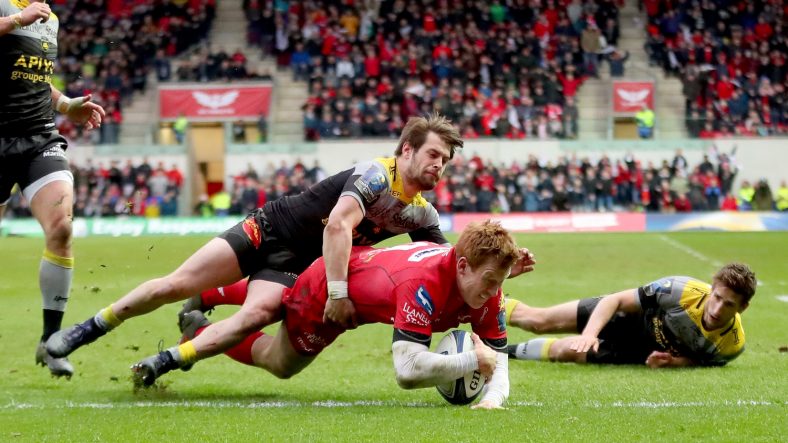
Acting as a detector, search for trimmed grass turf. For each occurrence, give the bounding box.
[0,232,786,442]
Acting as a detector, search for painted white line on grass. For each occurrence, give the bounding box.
[657,235,723,268]
[2,399,785,410]
[777,295,788,303]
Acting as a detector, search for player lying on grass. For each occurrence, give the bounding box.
[132,220,525,409]
[46,115,464,370]
[505,263,756,367]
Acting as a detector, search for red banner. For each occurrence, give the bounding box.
[159,83,272,121]
[452,213,646,233]
[612,81,654,114]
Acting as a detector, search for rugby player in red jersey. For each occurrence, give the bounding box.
[133,220,527,409]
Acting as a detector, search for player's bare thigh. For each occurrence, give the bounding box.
[510,299,580,334]
[29,180,73,256]
[251,323,315,379]
[163,238,245,295]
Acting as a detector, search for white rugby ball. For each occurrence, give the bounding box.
[434,330,486,405]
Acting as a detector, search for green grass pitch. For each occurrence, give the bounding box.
[1,231,786,442]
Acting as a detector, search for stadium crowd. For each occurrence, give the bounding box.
[4,160,184,219]
[242,0,623,141]
[216,149,787,216]
[643,0,787,137]
[50,0,216,145]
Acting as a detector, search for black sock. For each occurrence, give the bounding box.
[41,309,65,342]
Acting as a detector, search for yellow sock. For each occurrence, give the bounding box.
[177,342,197,365]
[504,297,522,325]
[100,305,122,328]
[541,338,557,361]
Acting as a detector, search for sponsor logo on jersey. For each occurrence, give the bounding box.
[296,337,314,354]
[306,332,327,346]
[497,309,506,332]
[242,217,262,249]
[402,301,430,327]
[42,144,66,158]
[354,167,387,202]
[415,285,434,315]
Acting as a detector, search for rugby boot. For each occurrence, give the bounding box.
[178,310,212,372]
[177,295,213,331]
[35,341,74,379]
[131,351,179,388]
[46,318,106,358]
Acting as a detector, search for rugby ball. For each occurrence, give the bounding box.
[434,330,486,405]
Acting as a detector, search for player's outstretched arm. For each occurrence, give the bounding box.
[569,289,640,353]
[322,195,364,329]
[50,86,105,130]
[392,336,495,390]
[0,2,50,36]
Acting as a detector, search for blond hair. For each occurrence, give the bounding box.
[713,263,757,303]
[395,113,463,159]
[455,220,519,270]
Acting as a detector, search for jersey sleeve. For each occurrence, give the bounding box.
[470,292,508,350]
[637,277,681,310]
[407,204,449,245]
[341,160,390,215]
[393,279,439,338]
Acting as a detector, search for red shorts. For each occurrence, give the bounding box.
[282,280,346,356]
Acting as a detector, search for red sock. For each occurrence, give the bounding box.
[200,279,249,308]
[224,332,264,366]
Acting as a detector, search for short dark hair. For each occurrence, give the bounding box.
[713,263,757,304]
[394,113,463,159]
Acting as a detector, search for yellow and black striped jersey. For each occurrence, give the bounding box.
[264,156,447,264]
[637,276,745,366]
[0,0,59,136]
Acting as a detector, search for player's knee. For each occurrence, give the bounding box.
[44,214,73,249]
[549,341,584,363]
[265,362,302,379]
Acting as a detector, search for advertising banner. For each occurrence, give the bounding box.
[612,81,655,114]
[646,212,788,232]
[452,213,646,233]
[159,83,272,121]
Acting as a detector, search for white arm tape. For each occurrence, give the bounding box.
[55,95,72,113]
[392,340,478,389]
[478,351,509,407]
[327,280,348,300]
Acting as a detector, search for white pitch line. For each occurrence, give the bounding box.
[777,295,788,303]
[657,235,723,268]
[2,399,785,410]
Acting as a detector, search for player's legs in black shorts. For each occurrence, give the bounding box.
[576,297,654,364]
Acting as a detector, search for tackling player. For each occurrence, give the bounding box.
[133,220,523,409]
[47,114,462,370]
[1,0,105,378]
[506,263,756,367]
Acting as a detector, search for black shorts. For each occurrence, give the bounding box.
[218,209,311,288]
[577,297,654,365]
[0,132,70,203]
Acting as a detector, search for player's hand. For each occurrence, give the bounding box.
[63,95,106,130]
[471,333,497,379]
[645,351,673,368]
[323,297,358,330]
[567,334,599,353]
[508,248,536,279]
[20,2,51,25]
[470,400,507,410]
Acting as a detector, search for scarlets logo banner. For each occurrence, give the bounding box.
[159,83,272,121]
[612,81,654,114]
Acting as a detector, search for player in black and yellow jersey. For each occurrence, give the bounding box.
[506,263,756,367]
[1,0,105,378]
